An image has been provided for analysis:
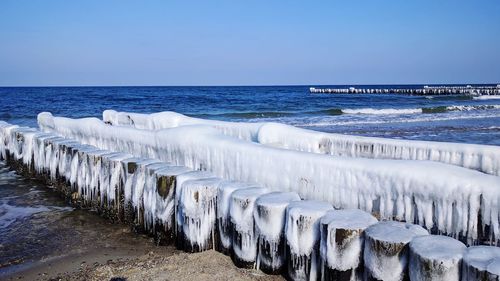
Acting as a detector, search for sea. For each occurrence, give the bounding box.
[1,85,499,275]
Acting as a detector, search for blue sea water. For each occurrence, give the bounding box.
[1,85,500,145]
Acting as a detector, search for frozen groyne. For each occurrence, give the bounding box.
[309,85,500,95]
[103,110,500,176]
[3,120,500,280]
[38,112,500,245]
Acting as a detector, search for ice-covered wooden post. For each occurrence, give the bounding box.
[229,187,269,268]
[177,178,222,252]
[364,221,428,281]
[462,246,500,281]
[408,235,465,281]
[319,209,378,281]
[284,200,333,281]
[253,191,301,274]
[147,165,191,244]
[174,170,215,248]
[216,181,254,254]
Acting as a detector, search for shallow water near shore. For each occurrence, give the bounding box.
[0,162,160,279]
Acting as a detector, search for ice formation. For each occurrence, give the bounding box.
[177,177,223,251]
[5,119,500,280]
[462,246,500,281]
[229,187,269,266]
[409,235,466,281]
[103,109,264,142]
[37,113,500,244]
[142,165,191,239]
[253,191,301,272]
[102,110,500,176]
[364,221,429,281]
[284,200,333,281]
[216,181,256,252]
[319,209,377,280]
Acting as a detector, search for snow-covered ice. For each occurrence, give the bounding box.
[284,200,333,281]
[253,191,301,272]
[103,110,500,176]
[409,235,466,281]
[216,181,257,253]
[462,246,500,281]
[37,113,500,244]
[364,221,428,281]
[177,177,223,251]
[229,187,270,266]
[319,209,377,280]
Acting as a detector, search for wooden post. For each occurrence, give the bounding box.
[364,221,428,281]
[409,235,465,281]
[284,200,333,281]
[229,187,269,268]
[177,178,222,252]
[319,209,378,281]
[462,246,500,281]
[253,191,300,274]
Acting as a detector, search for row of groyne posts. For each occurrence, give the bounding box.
[309,85,500,95]
[1,122,500,281]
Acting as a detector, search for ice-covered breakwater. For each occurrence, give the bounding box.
[104,110,500,176]
[309,85,500,95]
[6,122,500,280]
[37,113,500,245]
[4,120,500,280]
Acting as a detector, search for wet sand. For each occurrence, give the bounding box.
[4,240,283,281]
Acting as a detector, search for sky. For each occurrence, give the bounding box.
[0,0,499,86]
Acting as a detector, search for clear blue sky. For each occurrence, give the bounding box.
[0,0,499,86]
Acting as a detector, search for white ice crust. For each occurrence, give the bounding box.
[229,187,270,262]
[216,181,257,250]
[364,221,429,281]
[463,246,500,272]
[103,110,500,176]
[409,235,466,281]
[177,177,223,250]
[36,112,500,244]
[103,109,264,142]
[319,209,378,271]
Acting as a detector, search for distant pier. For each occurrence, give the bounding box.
[309,84,500,95]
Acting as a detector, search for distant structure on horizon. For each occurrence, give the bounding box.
[309,84,500,96]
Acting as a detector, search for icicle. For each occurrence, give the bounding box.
[284,200,333,281]
[319,209,378,281]
[216,181,257,254]
[253,191,301,274]
[177,178,222,252]
[230,187,270,268]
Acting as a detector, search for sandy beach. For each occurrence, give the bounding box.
[3,231,283,281]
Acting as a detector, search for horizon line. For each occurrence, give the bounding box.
[0,82,499,88]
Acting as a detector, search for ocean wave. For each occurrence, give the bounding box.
[473,95,500,100]
[298,113,500,127]
[342,108,422,115]
[195,111,295,119]
[0,202,73,229]
[341,105,500,115]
